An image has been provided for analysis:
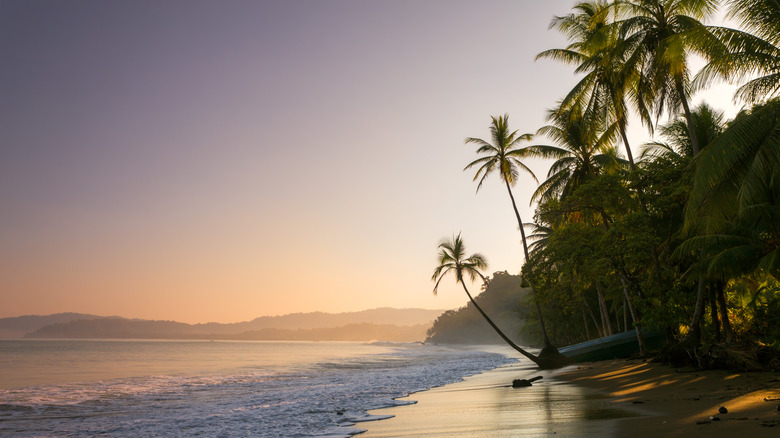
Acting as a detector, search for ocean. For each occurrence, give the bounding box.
[0,339,517,437]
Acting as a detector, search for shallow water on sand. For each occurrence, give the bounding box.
[363,363,642,437]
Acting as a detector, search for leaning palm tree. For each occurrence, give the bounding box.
[432,233,566,369]
[616,0,721,156]
[464,114,557,352]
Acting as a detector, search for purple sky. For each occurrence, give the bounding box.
[1,1,739,323]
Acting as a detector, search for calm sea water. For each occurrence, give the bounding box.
[0,340,516,437]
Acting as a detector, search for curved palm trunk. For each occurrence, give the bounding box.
[504,180,555,349]
[460,282,543,366]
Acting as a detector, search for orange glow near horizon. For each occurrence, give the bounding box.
[0,1,743,324]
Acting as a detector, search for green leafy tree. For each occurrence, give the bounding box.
[686,99,780,279]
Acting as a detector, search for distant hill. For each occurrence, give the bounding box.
[426,272,531,346]
[190,308,445,334]
[14,308,444,342]
[0,313,104,339]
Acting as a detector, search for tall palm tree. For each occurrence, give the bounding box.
[638,102,726,345]
[686,99,780,278]
[681,1,780,346]
[526,104,623,204]
[537,0,647,170]
[464,114,556,350]
[616,0,720,156]
[432,233,562,368]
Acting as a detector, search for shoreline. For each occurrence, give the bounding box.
[360,357,780,437]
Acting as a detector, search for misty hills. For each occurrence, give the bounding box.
[2,308,444,342]
[0,312,105,339]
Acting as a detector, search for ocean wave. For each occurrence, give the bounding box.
[1,342,515,437]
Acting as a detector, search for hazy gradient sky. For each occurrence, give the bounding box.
[1,0,740,323]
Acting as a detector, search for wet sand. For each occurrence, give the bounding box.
[361,359,780,437]
[558,359,780,437]
[361,362,637,437]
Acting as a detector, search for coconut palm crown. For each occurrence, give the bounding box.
[615,0,721,156]
[464,114,538,193]
[432,233,489,295]
[537,0,645,170]
[526,104,624,204]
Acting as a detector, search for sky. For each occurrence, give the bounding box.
[1,0,742,324]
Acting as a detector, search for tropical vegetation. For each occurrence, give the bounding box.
[432,0,780,370]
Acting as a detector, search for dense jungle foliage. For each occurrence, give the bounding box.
[434,0,780,370]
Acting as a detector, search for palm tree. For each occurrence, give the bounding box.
[432,234,566,368]
[616,0,720,156]
[686,99,780,279]
[526,104,623,204]
[464,114,557,351]
[637,103,725,346]
[696,0,780,104]
[639,102,725,161]
[537,0,646,170]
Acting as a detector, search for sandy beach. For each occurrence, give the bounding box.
[361,358,780,437]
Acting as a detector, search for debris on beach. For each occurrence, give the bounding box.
[512,376,543,388]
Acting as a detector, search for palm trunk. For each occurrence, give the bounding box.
[620,275,647,355]
[581,301,591,340]
[618,123,636,171]
[460,282,541,365]
[684,271,707,346]
[715,281,734,344]
[505,180,553,349]
[676,78,700,156]
[710,288,722,342]
[623,297,629,334]
[583,296,604,338]
[678,85,705,345]
[595,280,613,336]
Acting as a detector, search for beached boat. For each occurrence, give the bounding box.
[559,329,666,362]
